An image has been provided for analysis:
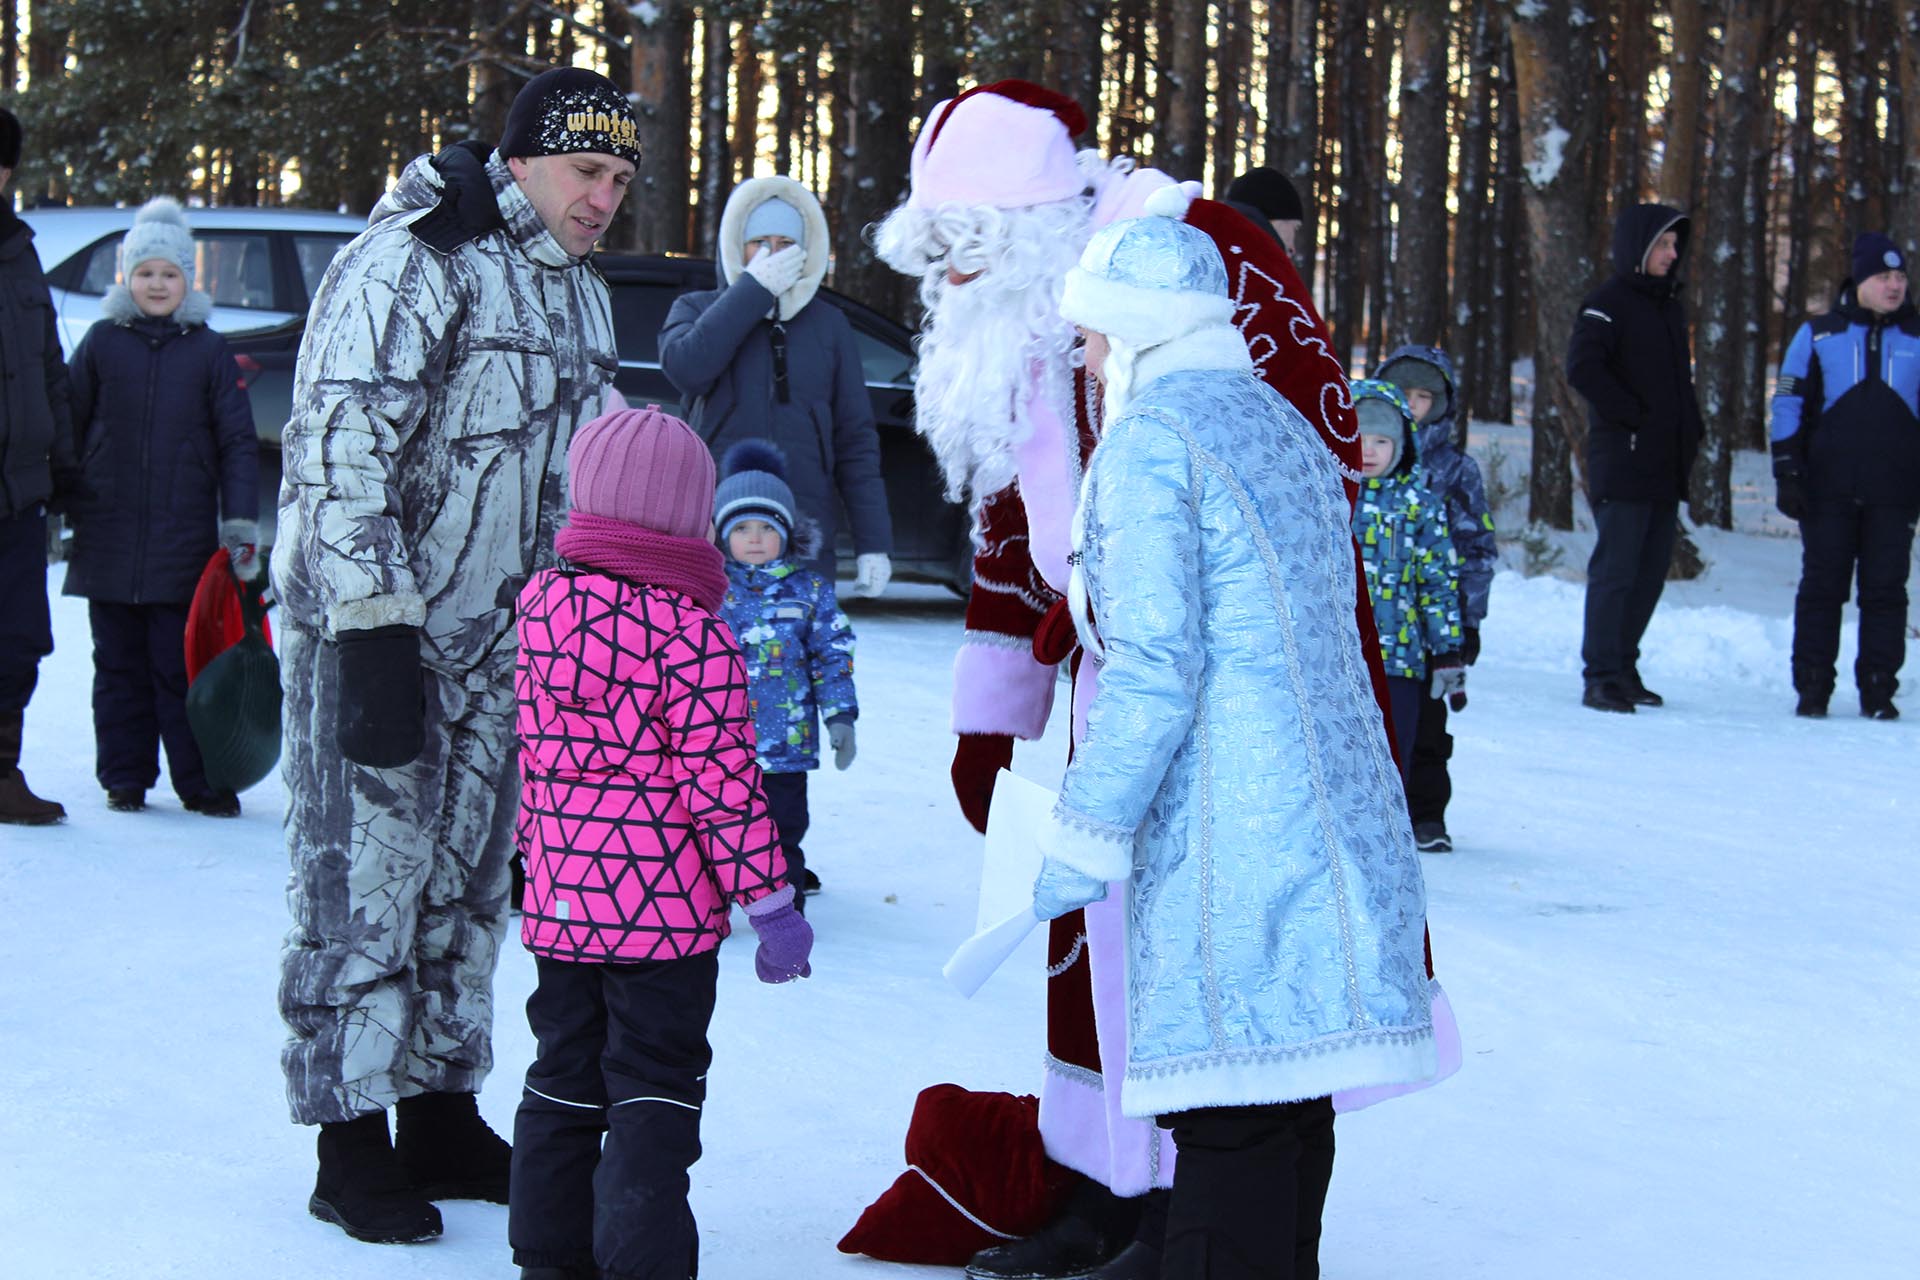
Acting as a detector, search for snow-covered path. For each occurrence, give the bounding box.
[2,556,1913,1279]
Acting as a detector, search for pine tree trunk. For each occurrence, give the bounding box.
[1451,0,1496,399]
[1783,29,1818,320]
[1365,17,1391,363]
[1606,0,1649,219]
[1659,0,1708,213]
[695,12,732,256]
[920,0,964,108]
[1741,52,1779,451]
[470,0,522,142]
[1393,0,1449,348]
[733,9,761,186]
[1505,0,1606,529]
[629,0,695,253]
[835,5,914,323]
[1840,0,1883,232]
[1281,0,1321,295]
[1891,2,1920,234]
[1051,0,1104,139]
[1210,0,1251,187]
[1329,0,1369,368]
[1689,0,1772,531]
[1114,0,1151,158]
[1484,33,1522,424]
[1162,0,1208,177]
[976,0,1040,84]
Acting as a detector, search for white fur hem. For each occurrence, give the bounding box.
[1040,806,1134,882]
[327,592,426,635]
[1119,1028,1437,1120]
[951,640,1055,740]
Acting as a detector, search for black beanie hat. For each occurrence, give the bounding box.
[499,68,641,168]
[1850,231,1906,285]
[1225,167,1304,221]
[0,108,21,169]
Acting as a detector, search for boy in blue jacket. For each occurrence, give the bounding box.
[1376,344,1495,851]
[715,442,857,907]
[1351,380,1465,804]
[1770,232,1920,721]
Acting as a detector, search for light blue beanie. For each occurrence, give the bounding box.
[743,197,806,248]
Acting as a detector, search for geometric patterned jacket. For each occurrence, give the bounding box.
[515,567,787,963]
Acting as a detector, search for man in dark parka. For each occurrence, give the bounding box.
[0,107,76,825]
[1566,202,1704,714]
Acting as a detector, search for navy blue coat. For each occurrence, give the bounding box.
[1566,204,1705,505]
[63,292,257,604]
[1769,287,1920,509]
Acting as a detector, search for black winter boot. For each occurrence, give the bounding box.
[1086,1190,1168,1278]
[395,1090,512,1203]
[1860,674,1901,720]
[1581,678,1635,714]
[1792,662,1834,718]
[965,1177,1141,1279]
[0,710,65,826]
[1621,670,1664,707]
[309,1111,443,1244]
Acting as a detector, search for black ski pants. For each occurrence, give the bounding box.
[1791,501,1918,691]
[88,600,210,799]
[1581,498,1679,681]
[0,505,52,717]
[1385,676,1422,792]
[1407,669,1452,827]
[762,769,810,890]
[1157,1097,1336,1280]
[509,951,719,1280]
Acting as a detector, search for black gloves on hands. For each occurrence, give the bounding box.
[1461,626,1482,667]
[1775,473,1808,522]
[335,625,426,769]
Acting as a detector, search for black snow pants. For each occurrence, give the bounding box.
[1791,501,1918,692]
[0,505,52,716]
[1581,498,1680,681]
[1157,1097,1336,1280]
[509,951,719,1280]
[87,599,210,799]
[1407,670,1452,827]
[762,769,810,891]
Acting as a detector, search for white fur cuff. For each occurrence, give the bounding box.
[1040,805,1135,882]
[327,592,426,636]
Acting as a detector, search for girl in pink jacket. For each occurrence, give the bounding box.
[507,404,813,1280]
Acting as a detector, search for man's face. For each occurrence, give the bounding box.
[1275,218,1300,259]
[507,152,636,257]
[1644,230,1680,278]
[1859,268,1909,316]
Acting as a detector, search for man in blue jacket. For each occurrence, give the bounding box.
[1770,232,1920,720]
[1566,203,1704,714]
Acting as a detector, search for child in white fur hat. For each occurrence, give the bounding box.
[62,197,259,816]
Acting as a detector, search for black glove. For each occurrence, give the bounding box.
[1461,626,1482,667]
[1775,473,1808,522]
[334,625,425,769]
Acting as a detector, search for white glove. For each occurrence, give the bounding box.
[828,721,856,771]
[221,518,262,582]
[743,244,806,299]
[851,552,892,598]
[1430,663,1468,711]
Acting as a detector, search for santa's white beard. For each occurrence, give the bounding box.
[877,197,1092,502]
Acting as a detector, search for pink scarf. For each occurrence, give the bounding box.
[554,510,729,613]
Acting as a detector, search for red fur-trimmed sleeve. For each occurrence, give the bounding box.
[952,482,1060,740]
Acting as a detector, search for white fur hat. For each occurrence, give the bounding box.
[118,197,195,287]
[1058,208,1235,350]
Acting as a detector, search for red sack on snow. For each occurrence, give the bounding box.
[838,1085,1073,1265]
[184,548,272,684]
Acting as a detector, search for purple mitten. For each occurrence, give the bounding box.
[744,887,814,983]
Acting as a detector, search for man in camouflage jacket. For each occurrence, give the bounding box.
[269,68,635,1245]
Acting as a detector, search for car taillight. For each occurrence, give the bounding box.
[234,353,261,389]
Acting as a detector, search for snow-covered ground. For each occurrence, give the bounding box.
[4,465,1915,1279]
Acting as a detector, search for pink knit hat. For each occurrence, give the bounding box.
[909,80,1089,211]
[567,405,715,538]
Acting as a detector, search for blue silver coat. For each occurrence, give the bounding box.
[718,551,856,773]
[1055,361,1435,1119]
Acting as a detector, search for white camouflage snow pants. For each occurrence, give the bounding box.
[277,624,520,1125]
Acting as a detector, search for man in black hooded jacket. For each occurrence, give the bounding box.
[1566,203,1704,713]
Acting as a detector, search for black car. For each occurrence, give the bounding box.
[596,253,970,593]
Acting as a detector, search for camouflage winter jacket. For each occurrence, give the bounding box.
[271,142,617,672]
[718,552,856,773]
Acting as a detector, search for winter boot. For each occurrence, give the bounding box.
[1860,674,1900,720]
[106,787,146,812]
[1086,1190,1167,1279]
[1580,678,1635,715]
[965,1177,1140,1279]
[1621,670,1664,707]
[395,1090,512,1203]
[309,1111,443,1244]
[0,710,65,825]
[183,789,241,818]
[520,1268,597,1280]
[1792,663,1833,719]
[1412,821,1452,853]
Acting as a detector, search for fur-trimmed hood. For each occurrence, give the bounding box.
[716,175,830,320]
[101,285,213,329]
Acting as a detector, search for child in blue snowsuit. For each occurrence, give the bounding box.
[1376,344,1496,850]
[714,441,857,908]
[1351,379,1465,803]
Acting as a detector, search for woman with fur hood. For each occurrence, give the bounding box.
[659,177,893,595]
[63,197,258,818]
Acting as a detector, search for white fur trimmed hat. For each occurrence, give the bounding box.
[1058,206,1235,350]
[119,197,196,287]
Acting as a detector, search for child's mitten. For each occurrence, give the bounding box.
[1430,657,1468,712]
[744,887,814,983]
[828,720,856,770]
